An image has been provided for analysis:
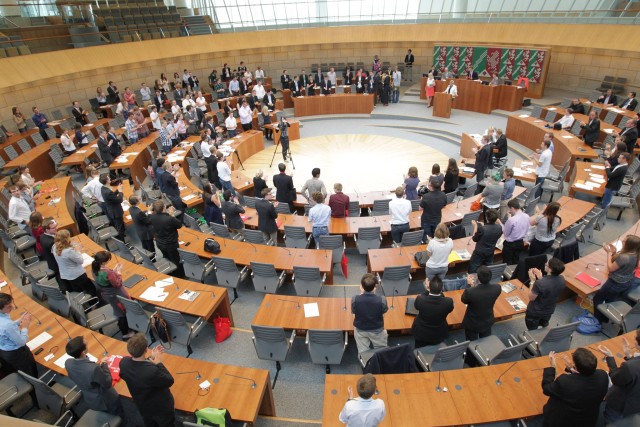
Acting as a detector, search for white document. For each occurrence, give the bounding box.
[56,352,97,369]
[303,302,320,318]
[562,136,573,139]
[591,165,605,170]
[604,129,614,134]
[82,253,94,268]
[518,114,529,118]
[0,281,6,289]
[183,194,197,201]
[199,380,211,390]
[154,277,174,288]
[140,286,169,302]
[76,150,87,154]
[27,331,53,351]
[548,107,557,111]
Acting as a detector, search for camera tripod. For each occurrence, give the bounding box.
[269,128,295,169]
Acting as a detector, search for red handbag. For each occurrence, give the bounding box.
[214,315,232,343]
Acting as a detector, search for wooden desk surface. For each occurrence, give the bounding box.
[175,227,335,284]
[541,107,619,143]
[34,177,78,234]
[253,282,528,332]
[569,161,606,198]
[322,330,634,426]
[3,275,274,423]
[74,234,234,323]
[293,94,374,117]
[578,98,638,126]
[564,219,640,297]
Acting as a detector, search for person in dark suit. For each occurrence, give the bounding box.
[97,130,114,165]
[255,188,279,244]
[466,66,478,80]
[602,151,630,209]
[128,195,155,255]
[154,90,168,111]
[355,71,367,94]
[65,336,123,417]
[248,90,260,112]
[280,70,290,90]
[596,89,617,106]
[493,129,508,160]
[107,81,119,104]
[321,76,332,95]
[221,189,245,236]
[273,162,296,212]
[306,73,316,96]
[71,101,89,125]
[579,110,601,147]
[40,219,59,283]
[120,333,175,427]
[460,265,501,341]
[598,329,640,423]
[472,135,493,188]
[290,76,302,97]
[468,209,503,273]
[343,67,353,85]
[263,89,276,110]
[618,91,638,110]
[542,348,609,427]
[411,277,454,348]
[173,84,184,105]
[100,174,125,241]
[150,200,184,278]
[299,71,309,94]
[569,99,585,115]
[616,118,639,154]
[105,124,122,158]
[160,162,186,215]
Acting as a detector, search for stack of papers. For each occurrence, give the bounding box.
[183,194,197,201]
[462,167,476,174]
[81,253,94,268]
[155,277,174,288]
[506,296,527,311]
[27,331,53,350]
[140,286,169,302]
[604,129,614,134]
[501,283,517,294]
[304,302,319,318]
[179,289,199,301]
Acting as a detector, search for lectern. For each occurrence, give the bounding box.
[433,92,452,118]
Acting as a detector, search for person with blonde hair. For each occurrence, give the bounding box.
[425,223,453,280]
[253,169,268,196]
[52,230,95,295]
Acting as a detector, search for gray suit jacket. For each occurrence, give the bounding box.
[65,357,120,414]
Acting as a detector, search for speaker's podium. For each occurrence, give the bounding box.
[433,92,452,118]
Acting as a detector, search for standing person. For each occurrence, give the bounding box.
[0,292,37,377]
[52,230,96,295]
[461,265,501,340]
[468,209,503,273]
[388,187,411,245]
[308,192,331,248]
[339,374,386,426]
[602,152,630,209]
[499,168,516,219]
[541,348,609,427]
[404,49,414,81]
[579,110,601,148]
[120,334,175,427]
[528,202,562,256]
[260,106,273,140]
[150,200,185,278]
[530,139,553,199]
[91,251,134,339]
[221,190,245,237]
[216,151,236,196]
[351,274,388,355]
[129,195,155,255]
[255,188,279,244]
[202,180,223,225]
[301,167,327,207]
[472,135,492,189]
[253,170,268,197]
[100,174,126,242]
[425,73,436,108]
[224,111,237,137]
[443,158,459,194]
[31,106,49,141]
[273,162,296,213]
[277,116,291,162]
[238,100,253,132]
[8,185,32,229]
[444,80,458,99]
[65,336,123,417]
[481,173,504,221]
[329,183,350,218]
[593,235,640,324]
[12,106,27,134]
[420,177,447,241]
[425,223,453,280]
[403,166,420,201]
[525,258,567,330]
[40,219,59,284]
[411,277,454,347]
[598,330,640,423]
[501,199,530,265]
[380,70,391,106]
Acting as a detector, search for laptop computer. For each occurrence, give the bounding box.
[405,298,419,316]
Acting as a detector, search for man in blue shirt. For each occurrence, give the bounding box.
[308,192,331,248]
[31,106,49,141]
[0,292,37,377]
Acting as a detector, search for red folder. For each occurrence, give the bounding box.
[575,272,601,288]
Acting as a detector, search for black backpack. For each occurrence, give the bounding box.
[150,312,171,345]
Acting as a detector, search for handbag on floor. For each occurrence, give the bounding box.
[214,315,232,343]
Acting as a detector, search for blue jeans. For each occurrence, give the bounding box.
[593,278,631,323]
[391,223,409,244]
[421,221,438,242]
[392,88,399,103]
[227,129,237,137]
[601,188,616,209]
[220,179,236,196]
[534,176,545,199]
[312,226,329,248]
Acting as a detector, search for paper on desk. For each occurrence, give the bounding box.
[115,158,128,164]
[562,136,573,139]
[534,120,544,123]
[0,281,6,289]
[27,331,53,350]
[55,352,97,369]
[303,302,320,318]
[199,380,211,390]
[155,277,174,288]
[173,150,186,155]
[183,194,197,201]
[82,253,94,268]
[90,144,98,148]
[548,107,557,111]
[574,183,592,190]
[121,201,130,211]
[604,129,614,134]
[140,286,169,302]
[76,150,87,154]
[518,114,529,118]
[591,165,606,170]
[521,161,532,166]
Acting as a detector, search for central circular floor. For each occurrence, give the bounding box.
[242,134,451,193]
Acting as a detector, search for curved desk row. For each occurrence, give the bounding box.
[293,94,374,117]
[541,106,620,145]
[322,330,631,426]
[2,274,274,424]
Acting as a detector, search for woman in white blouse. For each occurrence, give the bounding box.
[60,129,76,155]
[425,223,454,280]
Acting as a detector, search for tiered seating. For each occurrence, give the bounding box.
[0,33,31,57]
[93,2,183,42]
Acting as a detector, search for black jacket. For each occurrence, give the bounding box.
[581,118,600,146]
[154,93,168,111]
[411,293,454,345]
[273,172,295,203]
[541,366,609,427]
[263,93,276,109]
[605,356,640,417]
[619,97,638,111]
[620,127,639,154]
[494,135,508,158]
[255,198,278,234]
[321,79,332,95]
[472,223,503,257]
[40,233,58,274]
[129,205,154,240]
[100,186,123,221]
[119,358,175,425]
[460,283,501,332]
[605,163,628,191]
[221,200,245,230]
[97,137,113,164]
[150,212,182,247]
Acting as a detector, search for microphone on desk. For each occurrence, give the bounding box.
[398,245,402,256]
[8,285,17,308]
[91,331,109,356]
[495,361,519,386]
[177,370,202,380]
[225,373,256,388]
[248,242,258,253]
[54,317,72,342]
[435,370,448,392]
[283,247,292,257]
[390,289,398,310]
[586,263,605,271]
[199,289,217,298]
[278,298,301,309]
[182,229,200,241]
[343,286,347,311]
[21,311,42,325]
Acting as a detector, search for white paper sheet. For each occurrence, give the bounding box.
[303,302,320,318]
[140,286,169,302]
[56,352,97,369]
[154,277,174,288]
[82,253,94,268]
[27,331,53,350]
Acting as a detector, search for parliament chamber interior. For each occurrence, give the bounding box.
[0,1,640,426]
